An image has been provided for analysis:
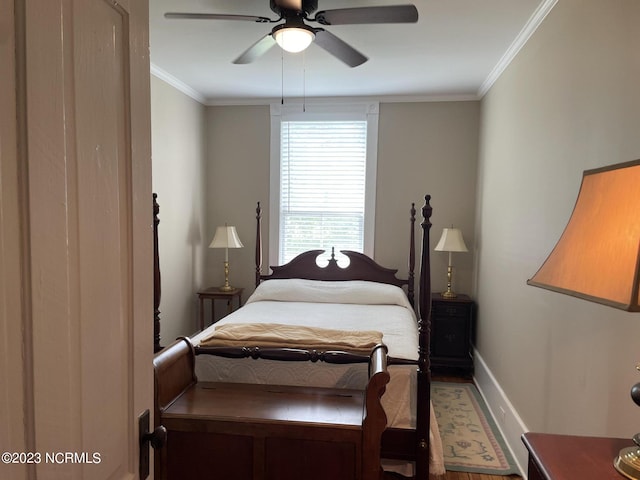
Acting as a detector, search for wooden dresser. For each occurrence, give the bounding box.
[522,432,633,480]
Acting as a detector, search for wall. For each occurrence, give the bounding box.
[476,0,640,470]
[151,75,207,343]
[204,105,271,316]
[203,101,479,315]
[377,102,479,296]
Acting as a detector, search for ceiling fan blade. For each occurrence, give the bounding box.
[313,29,367,68]
[233,34,277,64]
[165,12,272,23]
[314,5,418,25]
[273,0,303,11]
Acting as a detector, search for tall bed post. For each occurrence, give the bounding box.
[255,202,262,287]
[408,203,416,308]
[415,195,433,480]
[153,193,162,353]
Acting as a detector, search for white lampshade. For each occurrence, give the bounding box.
[435,228,468,253]
[209,225,243,292]
[273,26,315,53]
[209,225,244,249]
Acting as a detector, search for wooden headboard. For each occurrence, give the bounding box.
[254,201,417,307]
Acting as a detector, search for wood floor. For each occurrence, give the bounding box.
[391,374,524,480]
[436,472,521,480]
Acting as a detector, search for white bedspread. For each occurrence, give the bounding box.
[191,279,445,476]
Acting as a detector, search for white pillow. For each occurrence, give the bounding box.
[247,278,413,311]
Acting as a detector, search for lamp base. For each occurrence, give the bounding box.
[441,265,458,298]
[614,446,640,479]
[218,260,234,292]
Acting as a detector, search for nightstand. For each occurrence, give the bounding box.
[197,287,243,331]
[522,432,632,479]
[430,293,475,374]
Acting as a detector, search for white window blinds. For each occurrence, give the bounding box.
[279,120,367,264]
[269,102,378,267]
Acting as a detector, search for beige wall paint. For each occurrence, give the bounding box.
[151,75,207,342]
[377,102,479,296]
[204,105,271,317]
[202,101,479,313]
[477,0,640,442]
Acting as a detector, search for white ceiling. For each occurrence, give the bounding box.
[149,0,552,105]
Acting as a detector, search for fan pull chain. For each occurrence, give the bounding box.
[281,48,284,105]
[302,51,306,112]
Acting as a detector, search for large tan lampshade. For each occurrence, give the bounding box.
[527,159,640,311]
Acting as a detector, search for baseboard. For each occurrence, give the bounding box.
[472,348,529,478]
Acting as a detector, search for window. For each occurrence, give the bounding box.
[270,102,379,266]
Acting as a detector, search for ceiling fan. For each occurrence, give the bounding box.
[164,0,418,68]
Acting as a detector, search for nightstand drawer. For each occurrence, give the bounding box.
[432,303,469,317]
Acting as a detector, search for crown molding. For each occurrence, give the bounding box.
[204,93,479,107]
[150,63,207,105]
[478,0,558,98]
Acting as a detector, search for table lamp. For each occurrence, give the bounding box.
[209,225,244,292]
[434,227,468,298]
[526,160,640,478]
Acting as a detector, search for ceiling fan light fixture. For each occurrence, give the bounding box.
[273,25,315,53]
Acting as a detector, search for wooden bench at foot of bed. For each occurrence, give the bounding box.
[153,338,390,480]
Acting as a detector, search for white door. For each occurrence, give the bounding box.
[0,0,154,479]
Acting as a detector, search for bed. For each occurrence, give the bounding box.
[152,195,443,479]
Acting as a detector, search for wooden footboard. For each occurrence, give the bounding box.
[363,345,391,480]
[152,337,197,477]
[154,338,390,480]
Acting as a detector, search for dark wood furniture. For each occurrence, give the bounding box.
[253,198,434,479]
[430,293,475,374]
[154,337,390,480]
[197,286,244,331]
[522,432,633,480]
[152,195,435,479]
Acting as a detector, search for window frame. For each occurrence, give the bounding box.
[269,102,379,267]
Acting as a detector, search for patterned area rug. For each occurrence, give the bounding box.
[431,382,519,475]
